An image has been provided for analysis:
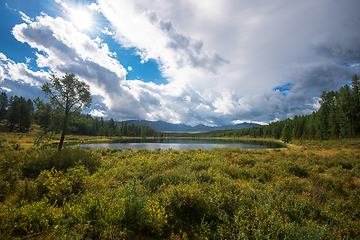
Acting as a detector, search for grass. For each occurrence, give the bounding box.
[0,126,359,239]
[0,124,136,151]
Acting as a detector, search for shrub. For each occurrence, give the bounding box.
[0,178,9,200]
[144,169,194,192]
[289,164,308,178]
[162,183,209,231]
[36,168,72,206]
[0,199,63,239]
[22,147,100,178]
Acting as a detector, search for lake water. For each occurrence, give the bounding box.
[76,138,284,150]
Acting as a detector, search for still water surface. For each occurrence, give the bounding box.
[76,138,284,150]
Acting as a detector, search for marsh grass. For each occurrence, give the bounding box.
[0,138,359,239]
[0,124,127,152]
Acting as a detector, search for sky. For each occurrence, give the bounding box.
[0,0,360,126]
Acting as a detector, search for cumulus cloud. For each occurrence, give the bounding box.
[91,0,359,125]
[12,13,130,110]
[2,0,360,126]
[0,52,48,86]
[314,44,360,63]
[97,0,228,77]
[287,63,356,102]
[0,52,48,100]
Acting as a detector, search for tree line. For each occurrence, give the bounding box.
[0,92,157,137]
[1,73,158,151]
[2,73,359,142]
[188,74,360,142]
[0,94,34,132]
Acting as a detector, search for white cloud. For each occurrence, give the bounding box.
[97,0,227,80]
[0,86,12,93]
[53,0,69,12]
[3,0,360,126]
[88,3,100,12]
[90,109,106,117]
[25,57,32,64]
[5,3,16,11]
[212,89,237,115]
[0,53,48,86]
[232,120,268,126]
[114,0,358,124]
[12,13,128,110]
[102,27,114,36]
[19,11,33,24]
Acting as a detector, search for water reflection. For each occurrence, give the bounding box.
[76,138,284,150]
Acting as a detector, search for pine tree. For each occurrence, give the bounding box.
[339,85,352,138]
[34,97,52,133]
[281,123,292,143]
[0,92,8,123]
[351,74,360,136]
[7,96,20,132]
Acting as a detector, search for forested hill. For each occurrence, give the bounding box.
[116,120,260,132]
[193,74,360,142]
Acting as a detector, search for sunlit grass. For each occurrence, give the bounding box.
[0,124,133,151]
[0,126,359,239]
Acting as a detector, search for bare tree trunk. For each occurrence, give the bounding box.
[58,112,68,151]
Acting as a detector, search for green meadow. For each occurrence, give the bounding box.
[0,128,359,239]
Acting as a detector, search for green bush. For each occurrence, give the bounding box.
[0,199,62,239]
[22,147,100,178]
[163,183,209,232]
[0,178,9,200]
[289,164,309,178]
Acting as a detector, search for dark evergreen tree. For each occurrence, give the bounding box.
[351,74,360,136]
[19,98,31,132]
[34,97,52,133]
[115,125,121,136]
[7,96,32,132]
[7,96,21,132]
[108,118,115,135]
[339,84,352,138]
[281,121,292,143]
[0,92,8,123]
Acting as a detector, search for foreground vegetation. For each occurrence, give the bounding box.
[0,137,359,239]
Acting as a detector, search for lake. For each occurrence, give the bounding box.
[76,138,284,150]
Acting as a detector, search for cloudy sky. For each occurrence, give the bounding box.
[1,0,359,126]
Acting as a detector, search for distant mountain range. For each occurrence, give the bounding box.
[114,120,260,132]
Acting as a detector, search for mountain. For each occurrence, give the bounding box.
[114,120,260,132]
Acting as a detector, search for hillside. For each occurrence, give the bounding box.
[115,120,260,132]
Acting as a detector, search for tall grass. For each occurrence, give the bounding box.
[0,140,359,239]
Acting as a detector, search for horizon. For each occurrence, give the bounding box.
[111,119,264,128]
[1,0,359,126]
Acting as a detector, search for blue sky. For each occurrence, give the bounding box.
[1,0,359,126]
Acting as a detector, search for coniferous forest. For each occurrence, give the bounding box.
[188,74,360,142]
[0,93,157,138]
